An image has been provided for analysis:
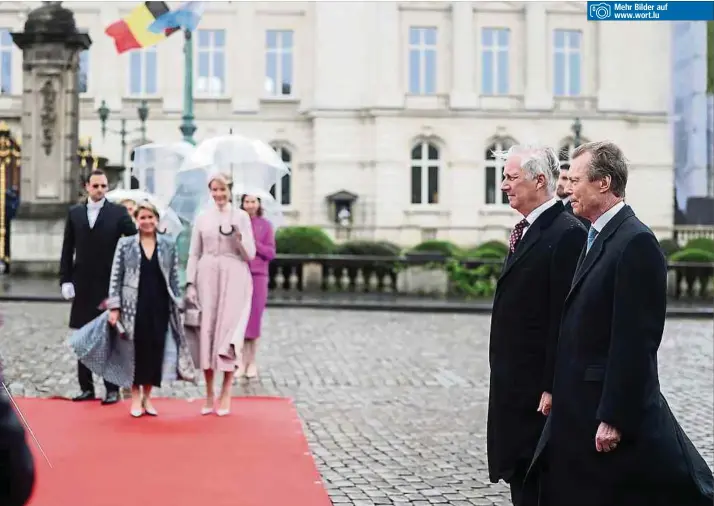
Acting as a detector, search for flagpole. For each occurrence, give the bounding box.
[179,29,196,145]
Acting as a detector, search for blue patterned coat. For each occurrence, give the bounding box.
[70,235,196,388]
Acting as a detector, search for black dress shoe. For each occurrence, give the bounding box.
[101,392,120,405]
[72,391,96,402]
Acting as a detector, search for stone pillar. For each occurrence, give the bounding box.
[10,2,90,275]
[523,3,553,111]
[449,1,478,109]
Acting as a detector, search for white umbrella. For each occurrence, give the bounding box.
[105,189,183,238]
[232,185,285,230]
[189,134,290,193]
[132,142,196,203]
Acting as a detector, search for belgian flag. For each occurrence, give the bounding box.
[105,1,179,54]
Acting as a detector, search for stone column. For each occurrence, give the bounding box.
[523,3,553,110]
[449,1,478,109]
[10,2,91,275]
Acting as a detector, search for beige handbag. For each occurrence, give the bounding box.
[183,298,201,367]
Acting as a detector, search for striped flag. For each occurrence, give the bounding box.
[149,1,206,34]
[105,1,179,54]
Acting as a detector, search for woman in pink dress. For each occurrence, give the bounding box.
[185,174,256,416]
[239,194,276,379]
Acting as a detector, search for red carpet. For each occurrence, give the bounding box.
[14,397,332,506]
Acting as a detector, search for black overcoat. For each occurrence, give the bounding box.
[59,201,136,329]
[524,205,714,506]
[487,201,587,483]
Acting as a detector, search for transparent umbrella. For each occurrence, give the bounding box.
[232,185,285,230]
[189,134,290,193]
[132,141,196,203]
[105,189,184,238]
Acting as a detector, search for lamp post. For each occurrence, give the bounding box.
[179,29,196,145]
[572,117,583,148]
[97,99,149,188]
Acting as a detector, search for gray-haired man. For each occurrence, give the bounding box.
[487,145,587,505]
[524,140,713,506]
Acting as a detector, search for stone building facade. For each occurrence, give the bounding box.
[0,1,674,245]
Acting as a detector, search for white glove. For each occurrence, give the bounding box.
[61,282,75,300]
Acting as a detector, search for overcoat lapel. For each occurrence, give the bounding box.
[565,205,635,306]
[498,202,564,284]
[78,204,90,231]
[92,202,108,230]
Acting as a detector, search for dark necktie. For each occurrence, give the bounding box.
[509,219,529,253]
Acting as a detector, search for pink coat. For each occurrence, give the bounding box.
[248,216,276,276]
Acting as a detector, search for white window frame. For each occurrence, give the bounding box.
[408,27,437,95]
[270,145,292,206]
[481,28,509,96]
[410,142,440,205]
[264,30,294,97]
[128,46,158,97]
[0,28,12,95]
[553,29,582,97]
[196,29,225,97]
[484,138,515,205]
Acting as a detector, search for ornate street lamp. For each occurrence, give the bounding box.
[96,99,149,188]
[572,117,583,148]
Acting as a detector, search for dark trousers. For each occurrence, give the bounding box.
[77,361,118,394]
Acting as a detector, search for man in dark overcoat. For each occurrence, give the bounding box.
[59,169,136,404]
[524,141,713,506]
[487,145,587,505]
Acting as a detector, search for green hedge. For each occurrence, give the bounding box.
[334,240,401,256]
[670,248,714,263]
[409,240,461,257]
[683,238,714,254]
[276,226,335,255]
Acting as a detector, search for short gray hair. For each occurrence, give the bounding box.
[571,141,628,198]
[494,144,559,194]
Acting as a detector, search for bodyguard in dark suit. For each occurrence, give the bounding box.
[557,163,590,227]
[487,146,587,505]
[525,141,713,506]
[59,170,136,404]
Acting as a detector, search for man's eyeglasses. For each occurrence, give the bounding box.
[90,184,107,189]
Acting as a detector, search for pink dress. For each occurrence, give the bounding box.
[186,204,256,372]
[245,216,276,339]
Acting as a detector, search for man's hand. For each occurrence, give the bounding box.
[595,422,621,452]
[60,283,75,301]
[537,391,552,416]
[108,309,120,327]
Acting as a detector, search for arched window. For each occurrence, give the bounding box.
[270,145,292,206]
[484,138,515,204]
[410,141,439,204]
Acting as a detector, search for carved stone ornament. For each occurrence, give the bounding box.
[39,78,58,156]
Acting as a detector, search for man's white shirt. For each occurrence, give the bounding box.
[86,198,106,229]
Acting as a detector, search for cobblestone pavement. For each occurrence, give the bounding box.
[1,302,712,505]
